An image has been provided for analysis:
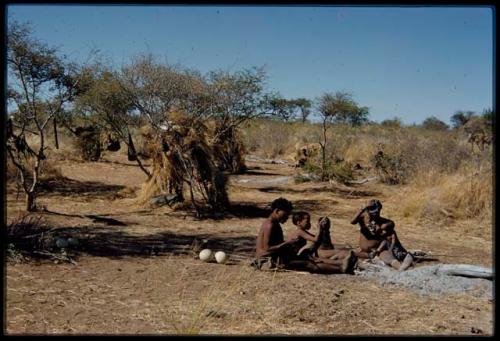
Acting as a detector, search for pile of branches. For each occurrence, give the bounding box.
[6,215,78,264]
[70,125,123,162]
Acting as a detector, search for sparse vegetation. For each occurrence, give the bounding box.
[5,15,493,337]
[7,21,86,211]
[240,118,492,221]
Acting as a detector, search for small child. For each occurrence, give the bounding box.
[288,212,357,273]
[287,211,320,258]
[373,223,414,271]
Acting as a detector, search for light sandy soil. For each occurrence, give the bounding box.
[5,152,494,335]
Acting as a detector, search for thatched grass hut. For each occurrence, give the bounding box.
[138,111,230,215]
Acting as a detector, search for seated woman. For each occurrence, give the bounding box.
[350,199,393,259]
[372,222,414,271]
[285,211,357,274]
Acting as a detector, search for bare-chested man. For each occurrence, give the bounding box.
[253,198,356,274]
[350,199,394,259]
[253,197,296,268]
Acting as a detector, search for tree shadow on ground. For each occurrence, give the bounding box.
[241,170,282,176]
[99,159,152,168]
[226,202,271,219]
[38,177,126,198]
[155,200,333,221]
[292,199,339,212]
[47,225,256,260]
[257,185,380,198]
[41,209,130,226]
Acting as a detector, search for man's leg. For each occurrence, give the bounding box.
[287,259,345,274]
[399,253,414,271]
[354,247,372,259]
[317,248,350,260]
[379,250,401,270]
[312,250,357,274]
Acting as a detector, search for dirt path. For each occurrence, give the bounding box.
[5,154,493,335]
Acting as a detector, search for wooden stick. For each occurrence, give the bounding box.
[53,117,59,150]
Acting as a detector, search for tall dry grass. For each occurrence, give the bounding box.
[241,119,493,222]
[397,160,493,223]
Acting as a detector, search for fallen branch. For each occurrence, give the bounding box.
[346,176,378,185]
[32,250,78,265]
[436,264,493,280]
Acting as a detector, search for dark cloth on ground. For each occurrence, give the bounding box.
[382,240,409,262]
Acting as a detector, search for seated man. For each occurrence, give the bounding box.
[350,199,394,259]
[253,197,297,269]
[252,199,356,274]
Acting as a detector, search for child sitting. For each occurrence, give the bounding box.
[286,211,357,273]
[373,223,414,271]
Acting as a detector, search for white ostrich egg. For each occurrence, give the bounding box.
[199,249,213,262]
[215,251,229,264]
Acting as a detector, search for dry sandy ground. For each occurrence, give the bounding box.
[5,153,494,335]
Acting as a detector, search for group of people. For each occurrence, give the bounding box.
[252,197,414,274]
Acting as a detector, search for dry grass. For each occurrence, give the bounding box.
[241,119,492,223]
[398,165,493,223]
[242,119,318,158]
[4,152,493,335]
[5,256,493,335]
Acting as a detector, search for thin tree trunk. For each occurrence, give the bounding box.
[53,117,59,149]
[125,132,151,179]
[321,119,328,182]
[135,156,152,179]
[26,191,36,212]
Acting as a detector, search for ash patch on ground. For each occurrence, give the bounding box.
[357,263,493,299]
[234,176,293,186]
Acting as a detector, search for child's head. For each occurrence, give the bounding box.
[292,211,311,230]
[270,197,293,223]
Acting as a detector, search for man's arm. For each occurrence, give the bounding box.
[351,206,366,225]
[388,233,396,251]
[295,230,319,243]
[380,219,395,230]
[373,238,388,256]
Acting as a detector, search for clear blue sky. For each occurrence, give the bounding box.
[7,5,494,125]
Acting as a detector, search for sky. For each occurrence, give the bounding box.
[7,5,494,125]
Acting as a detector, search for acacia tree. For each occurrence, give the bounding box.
[294,98,312,123]
[268,95,298,122]
[204,67,273,172]
[381,117,403,128]
[333,105,370,126]
[204,67,272,138]
[73,65,152,177]
[117,55,240,213]
[118,54,198,129]
[316,91,359,181]
[450,110,476,129]
[422,116,449,131]
[6,21,85,211]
